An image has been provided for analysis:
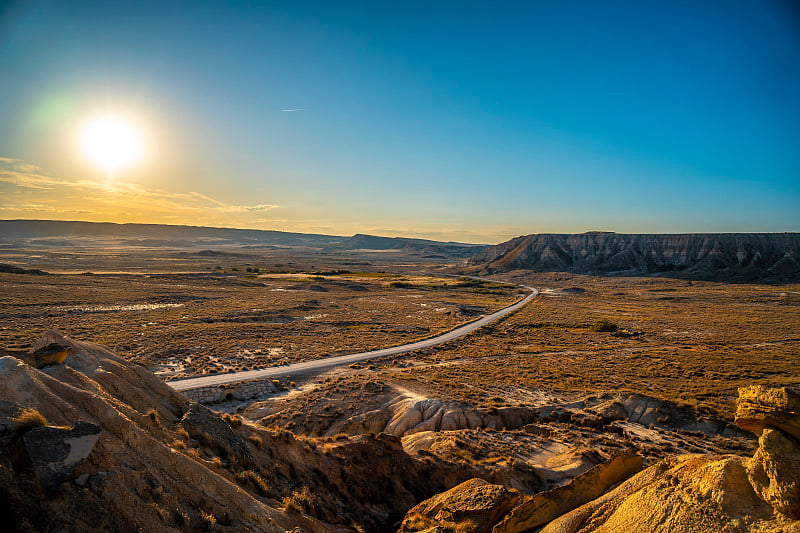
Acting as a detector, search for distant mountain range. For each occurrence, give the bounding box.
[467,232,800,282]
[0,220,485,258]
[5,222,797,280]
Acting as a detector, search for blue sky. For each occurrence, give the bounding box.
[1,0,798,242]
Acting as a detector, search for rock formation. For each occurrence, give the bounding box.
[493,450,643,532]
[0,342,71,369]
[537,386,800,532]
[397,386,800,532]
[400,478,522,533]
[467,232,800,281]
[23,421,101,490]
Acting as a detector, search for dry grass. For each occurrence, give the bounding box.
[282,486,316,514]
[0,265,517,377]
[146,408,162,428]
[392,273,800,418]
[222,413,243,428]
[199,510,216,530]
[12,408,47,432]
[235,470,270,496]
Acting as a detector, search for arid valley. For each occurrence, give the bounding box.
[1,224,799,532]
[2,2,798,530]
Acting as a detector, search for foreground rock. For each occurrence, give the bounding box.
[0,342,71,369]
[494,450,643,532]
[735,385,800,441]
[23,421,101,490]
[400,478,521,533]
[178,402,253,466]
[536,386,800,532]
[401,451,644,533]
[396,387,800,532]
[738,386,800,520]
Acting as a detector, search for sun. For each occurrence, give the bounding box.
[79,115,144,176]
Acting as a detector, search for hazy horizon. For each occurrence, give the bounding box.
[1,1,799,242]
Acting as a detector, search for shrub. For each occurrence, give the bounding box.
[200,510,216,530]
[235,470,270,496]
[146,408,162,428]
[223,413,242,428]
[282,487,315,513]
[12,408,47,432]
[589,319,619,332]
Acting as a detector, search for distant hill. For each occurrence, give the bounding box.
[0,220,344,247]
[467,233,800,282]
[0,220,485,257]
[331,233,487,258]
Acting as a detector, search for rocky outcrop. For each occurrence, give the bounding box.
[396,387,800,533]
[264,387,742,441]
[1,342,71,369]
[400,478,521,533]
[735,385,800,441]
[467,233,800,281]
[737,386,800,520]
[178,402,253,465]
[399,451,644,533]
[493,450,643,532]
[341,393,541,437]
[532,386,800,532]
[0,333,324,532]
[29,342,72,368]
[748,428,800,519]
[22,421,101,490]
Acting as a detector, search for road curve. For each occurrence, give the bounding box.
[168,283,538,391]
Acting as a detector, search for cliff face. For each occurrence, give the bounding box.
[468,233,800,281]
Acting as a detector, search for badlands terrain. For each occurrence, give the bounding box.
[0,223,798,531]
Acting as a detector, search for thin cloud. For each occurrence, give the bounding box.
[281,108,305,112]
[0,157,280,225]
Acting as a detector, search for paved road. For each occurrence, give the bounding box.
[168,283,538,391]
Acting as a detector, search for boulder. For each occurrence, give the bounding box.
[29,343,72,369]
[400,478,521,533]
[178,401,253,465]
[735,386,800,441]
[23,421,101,490]
[747,428,800,519]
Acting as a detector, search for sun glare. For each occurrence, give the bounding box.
[79,115,144,176]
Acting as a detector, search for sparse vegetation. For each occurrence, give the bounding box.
[199,510,216,530]
[235,470,270,496]
[12,407,47,432]
[146,408,162,428]
[589,319,619,332]
[0,266,517,378]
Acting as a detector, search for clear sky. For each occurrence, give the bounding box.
[1,0,798,243]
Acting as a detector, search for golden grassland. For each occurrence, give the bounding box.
[0,270,519,378]
[391,272,800,419]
